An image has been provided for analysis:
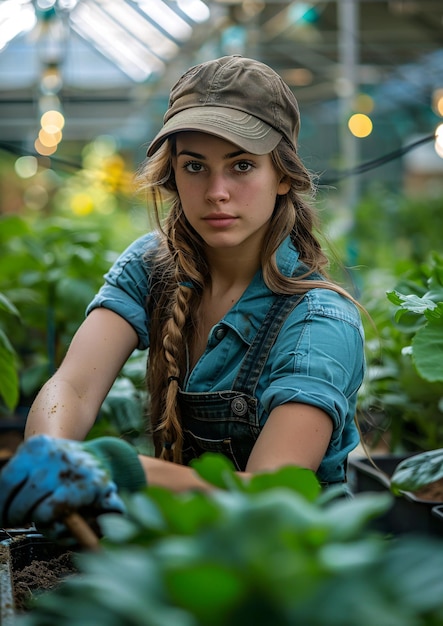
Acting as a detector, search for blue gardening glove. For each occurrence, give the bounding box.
[0,434,146,533]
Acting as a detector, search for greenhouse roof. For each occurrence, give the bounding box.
[0,0,442,155]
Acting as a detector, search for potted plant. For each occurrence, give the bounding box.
[390,448,443,529]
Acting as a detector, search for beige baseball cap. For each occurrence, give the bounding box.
[147,55,300,157]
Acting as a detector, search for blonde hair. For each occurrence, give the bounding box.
[137,137,355,463]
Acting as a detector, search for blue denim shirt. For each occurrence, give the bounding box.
[87,232,365,481]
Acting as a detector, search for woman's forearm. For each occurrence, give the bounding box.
[25,309,139,441]
[25,377,98,441]
[138,454,251,492]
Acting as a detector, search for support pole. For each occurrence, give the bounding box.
[337,0,360,209]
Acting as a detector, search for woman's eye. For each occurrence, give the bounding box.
[234,161,253,173]
[184,161,203,173]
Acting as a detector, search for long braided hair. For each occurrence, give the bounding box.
[137,136,353,463]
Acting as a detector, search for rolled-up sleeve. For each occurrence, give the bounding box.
[86,233,159,350]
[261,288,365,443]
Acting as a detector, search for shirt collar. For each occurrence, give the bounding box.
[221,237,300,345]
[276,236,300,276]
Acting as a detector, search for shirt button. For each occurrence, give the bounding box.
[214,326,226,341]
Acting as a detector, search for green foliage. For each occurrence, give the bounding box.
[0,211,149,448]
[391,449,443,495]
[0,212,147,420]
[16,455,443,626]
[0,292,20,410]
[0,214,113,404]
[386,251,443,384]
[87,349,151,452]
[359,252,443,451]
[350,193,443,271]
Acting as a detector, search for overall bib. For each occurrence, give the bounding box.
[179,293,304,472]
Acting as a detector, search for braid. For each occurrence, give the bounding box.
[146,183,205,462]
[158,280,193,462]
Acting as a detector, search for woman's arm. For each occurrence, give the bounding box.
[137,402,332,492]
[25,308,139,440]
[245,402,333,473]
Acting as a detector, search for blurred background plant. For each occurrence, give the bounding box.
[0,136,152,452]
[357,250,443,453]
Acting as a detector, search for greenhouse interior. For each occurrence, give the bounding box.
[1,1,443,624]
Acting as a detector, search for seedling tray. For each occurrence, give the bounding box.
[0,531,74,624]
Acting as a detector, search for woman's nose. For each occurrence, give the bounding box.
[205,173,230,203]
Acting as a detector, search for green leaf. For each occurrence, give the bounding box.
[191,453,244,491]
[386,538,443,613]
[320,538,382,571]
[245,465,321,501]
[0,292,20,317]
[412,319,443,382]
[147,487,220,535]
[20,361,51,397]
[391,449,443,493]
[0,331,19,409]
[166,563,246,623]
[321,493,393,539]
[98,513,140,543]
[0,214,30,241]
[388,290,439,315]
[386,290,405,306]
[100,376,144,432]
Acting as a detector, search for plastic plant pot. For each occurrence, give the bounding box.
[348,454,443,537]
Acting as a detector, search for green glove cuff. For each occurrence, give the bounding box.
[83,437,147,493]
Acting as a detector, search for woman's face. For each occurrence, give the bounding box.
[172,131,289,254]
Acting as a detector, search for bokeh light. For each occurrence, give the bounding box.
[432,89,443,117]
[34,138,57,156]
[435,123,443,158]
[70,192,95,216]
[348,113,373,138]
[15,156,38,178]
[41,110,65,131]
[353,93,375,114]
[38,128,63,148]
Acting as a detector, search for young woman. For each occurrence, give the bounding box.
[0,55,365,530]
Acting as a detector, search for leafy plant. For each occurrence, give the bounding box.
[387,251,443,384]
[391,449,443,495]
[359,252,443,452]
[0,292,20,411]
[0,214,114,408]
[87,349,151,452]
[16,455,443,626]
[0,212,150,450]
[349,192,443,271]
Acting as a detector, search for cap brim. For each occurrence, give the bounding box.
[147,106,282,157]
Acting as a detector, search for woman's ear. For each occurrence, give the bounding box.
[277,177,291,196]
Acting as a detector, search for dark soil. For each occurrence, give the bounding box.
[0,428,22,461]
[413,478,443,502]
[13,551,77,612]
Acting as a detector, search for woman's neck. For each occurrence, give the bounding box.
[204,246,261,296]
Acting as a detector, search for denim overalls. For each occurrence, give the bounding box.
[179,292,304,472]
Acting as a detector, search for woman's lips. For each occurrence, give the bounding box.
[203,214,237,228]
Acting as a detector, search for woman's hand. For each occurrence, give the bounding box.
[0,435,125,531]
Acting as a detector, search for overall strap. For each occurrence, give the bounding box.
[232,293,305,396]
